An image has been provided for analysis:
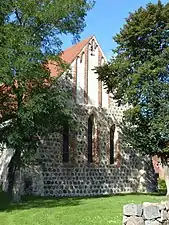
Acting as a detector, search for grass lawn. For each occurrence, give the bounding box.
[0,192,167,225]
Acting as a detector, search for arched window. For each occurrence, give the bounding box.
[80,52,85,63]
[63,122,69,163]
[88,114,94,163]
[91,39,95,51]
[110,125,115,164]
[89,40,96,56]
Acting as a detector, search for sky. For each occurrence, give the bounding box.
[62,0,168,60]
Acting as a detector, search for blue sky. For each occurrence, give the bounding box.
[62,0,168,59]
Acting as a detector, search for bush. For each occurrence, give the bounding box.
[158,178,166,192]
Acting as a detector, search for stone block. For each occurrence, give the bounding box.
[165,201,169,210]
[123,204,142,216]
[163,222,169,225]
[161,209,168,221]
[143,202,158,207]
[143,205,160,220]
[159,203,166,211]
[126,216,144,225]
[145,221,161,225]
[123,215,129,224]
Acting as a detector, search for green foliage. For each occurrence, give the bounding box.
[0,0,94,166]
[158,178,166,191]
[96,1,169,156]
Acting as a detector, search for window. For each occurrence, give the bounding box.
[88,114,94,163]
[91,39,95,51]
[89,40,96,56]
[110,125,115,164]
[80,52,84,63]
[63,123,69,163]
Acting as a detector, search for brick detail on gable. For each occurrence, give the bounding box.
[73,59,77,100]
[98,49,102,106]
[84,45,88,104]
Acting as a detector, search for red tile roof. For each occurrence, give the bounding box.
[49,36,93,77]
[47,61,64,78]
[61,36,93,64]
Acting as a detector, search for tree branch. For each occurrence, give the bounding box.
[14,8,22,25]
[10,0,22,25]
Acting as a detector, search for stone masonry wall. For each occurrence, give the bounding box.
[26,101,156,197]
[123,201,169,225]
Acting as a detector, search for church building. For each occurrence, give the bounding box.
[1,36,155,197]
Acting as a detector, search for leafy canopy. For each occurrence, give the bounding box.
[0,0,94,164]
[96,1,169,156]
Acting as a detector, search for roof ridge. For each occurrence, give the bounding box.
[61,35,94,64]
[62,35,93,53]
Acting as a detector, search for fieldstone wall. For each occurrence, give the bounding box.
[28,101,156,197]
[123,201,169,225]
[38,163,155,197]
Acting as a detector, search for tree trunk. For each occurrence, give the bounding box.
[161,155,169,196]
[7,148,21,202]
[163,165,169,196]
[165,178,169,196]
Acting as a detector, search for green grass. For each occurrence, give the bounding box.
[0,192,167,225]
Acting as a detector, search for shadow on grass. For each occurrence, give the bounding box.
[109,191,166,197]
[0,191,82,212]
[0,190,166,212]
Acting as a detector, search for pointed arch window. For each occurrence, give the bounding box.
[80,52,85,63]
[89,39,96,56]
[88,114,94,163]
[110,125,115,164]
[63,122,69,163]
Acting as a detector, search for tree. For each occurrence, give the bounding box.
[0,0,94,201]
[96,1,169,194]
